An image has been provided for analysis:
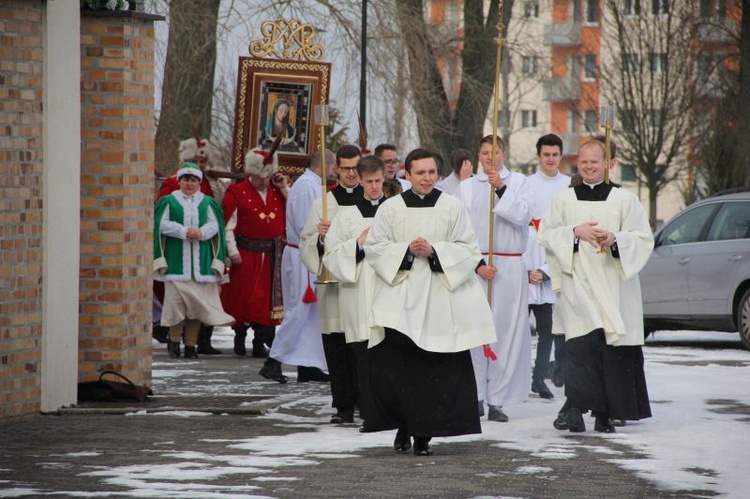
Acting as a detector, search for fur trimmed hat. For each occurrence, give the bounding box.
[176,162,203,181]
[244,148,279,178]
[179,137,212,163]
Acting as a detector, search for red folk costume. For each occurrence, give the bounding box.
[220,149,287,326]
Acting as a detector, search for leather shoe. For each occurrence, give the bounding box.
[393,428,411,452]
[488,405,509,422]
[167,341,180,358]
[531,380,554,399]
[595,415,616,433]
[553,412,568,430]
[183,346,198,359]
[233,328,247,356]
[259,358,288,384]
[413,437,433,456]
[330,409,354,424]
[566,407,586,432]
[297,366,331,383]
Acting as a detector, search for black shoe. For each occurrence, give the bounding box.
[297,366,330,382]
[233,328,247,356]
[330,408,354,424]
[531,379,554,399]
[594,415,616,433]
[612,418,626,427]
[566,408,586,432]
[251,339,268,358]
[168,341,180,358]
[152,324,169,344]
[259,358,288,384]
[184,346,198,359]
[488,405,509,422]
[393,428,411,452]
[413,437,433,456]
[553,412,568,430]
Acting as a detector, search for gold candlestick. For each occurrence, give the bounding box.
[314,104,337,284]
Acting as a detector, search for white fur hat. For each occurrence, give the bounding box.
[244,148,279,178]
[179,137,212,163]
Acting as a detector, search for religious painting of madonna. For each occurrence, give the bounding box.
[231,57,331,179]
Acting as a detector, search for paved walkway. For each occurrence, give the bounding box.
[0,331,707,498]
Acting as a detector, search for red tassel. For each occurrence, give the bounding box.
[302,272,317,303]
[531,218,541,232]
[483,344,497,361]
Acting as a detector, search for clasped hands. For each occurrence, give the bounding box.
[574,221,616,249]
[186,227,203,241]
[408,237,433,258]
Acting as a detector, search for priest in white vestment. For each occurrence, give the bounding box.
[364,148,496,457]
[322,156,387,427]
[460,136,533,423]
[300,145,363,424]
[538,140,653,434]
[259,150,335,384]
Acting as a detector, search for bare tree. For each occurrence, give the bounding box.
[601,1,695,227]
[154,0,221,174]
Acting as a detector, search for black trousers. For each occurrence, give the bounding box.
[322,332,358,412]
[529,304,565,381]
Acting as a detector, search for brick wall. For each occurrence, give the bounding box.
[0,1,45,418]
[78,13,157,385]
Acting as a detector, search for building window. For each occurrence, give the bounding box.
[522,110,538,128]
[583,109,598,133]
[524,1,540,18]
[650,52,667,74]
[621,164,637,182]
[584,54,598,80]
[586,0,599,23]
[651,0,669,15]
[624,53,639,73]
[522,56,538,75]
[569,110,581,134]
[620,108,638,132]
[650,108,663,127]
[624,0,641,15]
[571,0,582,22]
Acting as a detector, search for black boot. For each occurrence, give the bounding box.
[197,325,221,355]
[259,357,288,384]
[297,366,330,382]
[566,407,586,432]
[594,414,617,433]
[330,408,354,424]
[233,325,248,356]
[168,341,181,358]
[251,323,275,358]
[184,346,198,359]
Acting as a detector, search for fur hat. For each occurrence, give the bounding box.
[176,162,203,181]
[244,148,279,178]
[179,137,212,163]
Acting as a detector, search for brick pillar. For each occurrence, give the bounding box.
[0,1,45,418]
[78,11,163,384]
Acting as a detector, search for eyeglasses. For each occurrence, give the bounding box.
[337,166,358,173]
[383,159,400,165]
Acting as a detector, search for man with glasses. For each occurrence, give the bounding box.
[375,143,411,192]
[300,144,364,423]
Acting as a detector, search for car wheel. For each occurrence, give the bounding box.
[739,289,750,351]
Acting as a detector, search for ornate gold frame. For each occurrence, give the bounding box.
[231,59,331,178]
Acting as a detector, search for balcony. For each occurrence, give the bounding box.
[544,23,582,46]
[543,78,581,102]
